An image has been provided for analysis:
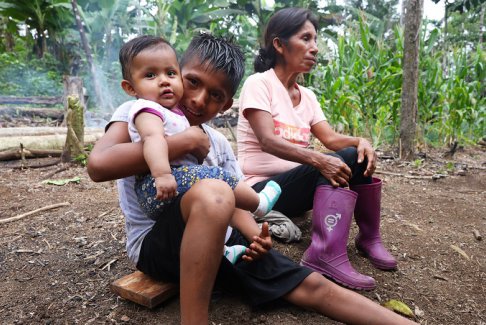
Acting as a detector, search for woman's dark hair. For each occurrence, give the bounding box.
[254,7,318,73]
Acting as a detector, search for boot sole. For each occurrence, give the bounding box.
[356,248,398,270]
[300,259,376,291]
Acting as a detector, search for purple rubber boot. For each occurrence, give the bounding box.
[351,178,398,270]
[300,185,376,290]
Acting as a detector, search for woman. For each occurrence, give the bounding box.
[237,7,397,290]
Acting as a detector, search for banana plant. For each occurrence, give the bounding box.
[76,0,135,66]
[0,0,72,58]
[137,0,245,53]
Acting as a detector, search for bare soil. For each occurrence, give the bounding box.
[1,130,485,324]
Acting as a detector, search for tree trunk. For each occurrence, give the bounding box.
[71,0,106,110]
[61,96,85,162]
[41,32,47,58]
[62,76,85,126]
[480,3,485,50]
[34,30,42,58]
[5,32,14,51]
[400,0,423,160]
[0,17,14,51]
[443,3,449,71]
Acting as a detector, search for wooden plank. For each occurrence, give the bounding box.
[110,271,178,309]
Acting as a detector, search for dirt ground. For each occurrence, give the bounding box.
[1,128,485,324]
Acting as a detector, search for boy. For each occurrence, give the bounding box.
[120,36,281,222]
[117,35,280,262]
[88,33,417,325]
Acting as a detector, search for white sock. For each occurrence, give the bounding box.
[223,245,247,264]
[253,180,282,217]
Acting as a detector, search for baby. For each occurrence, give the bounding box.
[119,35,281,263]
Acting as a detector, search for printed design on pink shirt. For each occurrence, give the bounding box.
[273,120,311,146]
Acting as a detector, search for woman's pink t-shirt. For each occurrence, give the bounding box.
[237,69,326,185]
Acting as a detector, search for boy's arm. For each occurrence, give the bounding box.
[88,123,210,182]
[87,121,147,182]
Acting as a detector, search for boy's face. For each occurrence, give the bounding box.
[178,60,234,126]
[122,46,183,109]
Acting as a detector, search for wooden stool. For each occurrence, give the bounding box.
[111,271,178,308]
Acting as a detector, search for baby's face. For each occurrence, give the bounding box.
[129,45,183,109]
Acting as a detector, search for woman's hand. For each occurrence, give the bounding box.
[316,154,352,188]
[356,138,377,177]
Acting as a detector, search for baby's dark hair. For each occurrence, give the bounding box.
[119,35,175,81]
[255,8,318,72]
[180,33,245,96]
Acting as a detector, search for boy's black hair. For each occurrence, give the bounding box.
[119,35,175,81]
[180,33,244,96]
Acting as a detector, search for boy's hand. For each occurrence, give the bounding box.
[242,222,272,262]
[154,174,178,201]
[185,126,210,163]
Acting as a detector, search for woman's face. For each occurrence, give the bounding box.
[278,20,318,73]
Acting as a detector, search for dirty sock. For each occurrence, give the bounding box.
[223,245,247,264]
[252,180,282,217]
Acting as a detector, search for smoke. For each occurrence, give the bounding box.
[83,61,131,126]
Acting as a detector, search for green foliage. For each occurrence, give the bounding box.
[308,14,485,147]
[418,34,485,145]
[0,0,483,149]
[443,0,486,13]
[0,45,63,96]
[446,161,455,171]
[412,158,423,168]
[308,15,403,147]
[42,176,81,185]
[74,153,88,166]
[345,0,400,36]
[0,0,73,58]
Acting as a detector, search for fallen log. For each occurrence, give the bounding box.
[0,148,63,161]
[0,127,102,137]
[0,134,102,152]
[0,127,103,151]
[0,107,64,120]
[11,159,61,169]
[0,96,63,106]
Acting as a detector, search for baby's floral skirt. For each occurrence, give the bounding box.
[135,165,238,220]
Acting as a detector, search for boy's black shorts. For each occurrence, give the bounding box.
[136,196,313,306]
